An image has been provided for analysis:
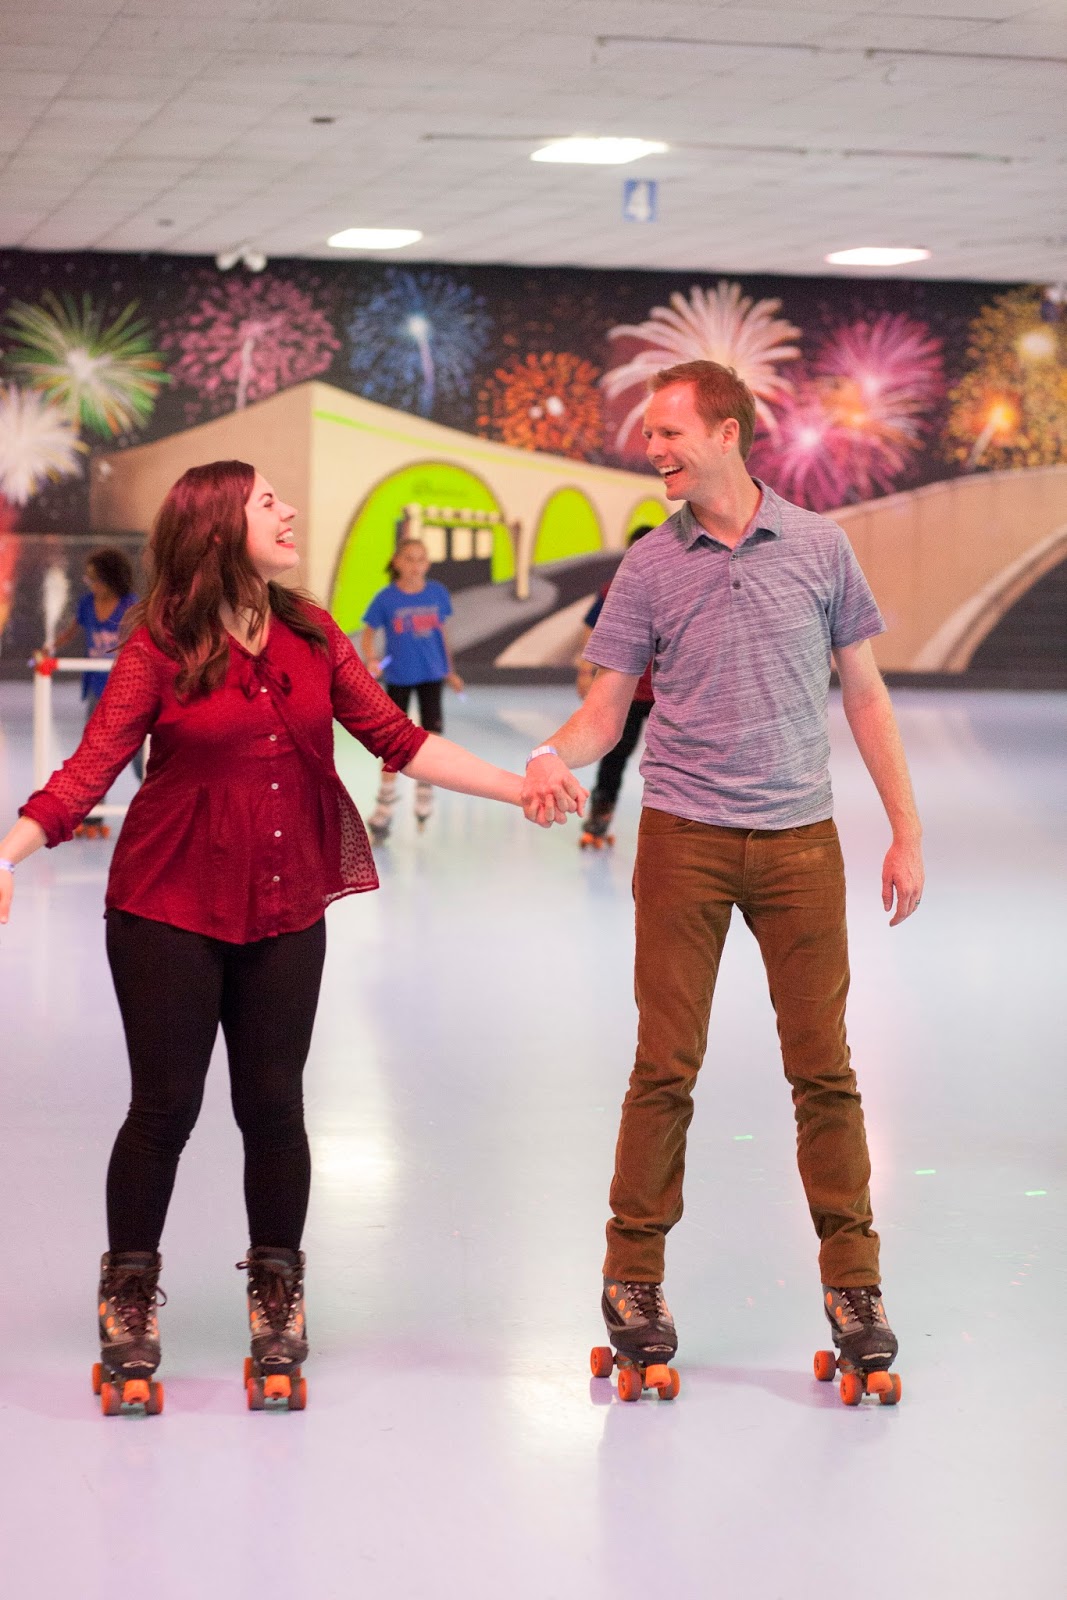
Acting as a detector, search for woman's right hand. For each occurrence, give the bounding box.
[0,868,12,925]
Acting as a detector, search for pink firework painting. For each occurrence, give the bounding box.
[162,275,340,418]
[751,313,944,510]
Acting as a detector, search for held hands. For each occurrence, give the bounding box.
[521,753,588,829]
[882,835,924,926]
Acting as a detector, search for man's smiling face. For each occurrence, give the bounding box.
[643,381,739,502]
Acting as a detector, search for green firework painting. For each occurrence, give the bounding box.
[3,291,169,440]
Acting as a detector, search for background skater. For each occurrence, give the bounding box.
[521,360,924,1402]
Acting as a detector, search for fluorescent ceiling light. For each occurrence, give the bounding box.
[327,228,423,250]
[530,137,667,165]
[825,246,931,267]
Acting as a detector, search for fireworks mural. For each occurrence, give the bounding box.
[477,351,604,459]
[0,386,85,508]
[945,287,1067,471]
[750,313,945,510]
[161,274,340,418]
[2,291,168,439]
[346,270,492,420]
[603,281,801,453]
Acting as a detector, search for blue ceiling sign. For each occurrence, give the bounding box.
[622,178,658,223]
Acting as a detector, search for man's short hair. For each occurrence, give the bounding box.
[648,361,756,459]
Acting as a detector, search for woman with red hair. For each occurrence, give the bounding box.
[0,459,555,1415]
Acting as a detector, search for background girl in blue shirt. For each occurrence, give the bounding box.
[360,538,464,840]
[52,547,142,835]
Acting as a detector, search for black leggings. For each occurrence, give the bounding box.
[104,911,326,1254]
[591,698,652,812]
[385,679,444,734]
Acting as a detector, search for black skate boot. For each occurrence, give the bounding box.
[590,1278,680,1401]
[814,1284,902,1407]
[93,1250,165,1416]
[237,1247,308,1410]
[579,805,615,851]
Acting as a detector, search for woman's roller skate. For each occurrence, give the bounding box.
[367,774,397,845]
[237,1247,308,1411]
[414,780,434,832]
[814,1284,902,1406]
[93,1250,166,1416]
[579,805,615,851]
[590,1278,680,1401]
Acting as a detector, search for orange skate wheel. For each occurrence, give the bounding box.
[100,1381,122,1416]
[866,1371,892,1397]
[658,1368,681,1400]
[146,1382,164,1415]
[643,1363,670,1389]
[243,1357,254,1384]
[91,1362,104,1395]
[123,1379,150,1408]
[246,1379,264,1410]
[813,1350,836,1382]
[590,1346,614,1379]
[839,1371,864,1406]
[616,1365,644,1402]
[263,1374,291,1402]
[878,1374,902,1406]
[289,1377,308,1411]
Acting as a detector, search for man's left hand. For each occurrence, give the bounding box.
[882,836,924,926]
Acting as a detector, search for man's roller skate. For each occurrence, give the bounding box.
[414,780,434,832]
[92,1250,165,1416]
[367,775,397,845]
[237,1247,308,1411]
[590,1278,680,1401]
[814,1284,901,1406]
[579,805,615,851]
[75,812,110,840]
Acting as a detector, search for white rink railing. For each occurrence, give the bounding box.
[32,656,144,817]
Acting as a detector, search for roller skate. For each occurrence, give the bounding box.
[92,1250,166,1416]
[75,813,110,840]
[814,1284,902,1406]
[579,806,614,851]
[237,1247,308,1411]
[414,780,434,832]
[590,1278,680,1401]
[367,775,397,845]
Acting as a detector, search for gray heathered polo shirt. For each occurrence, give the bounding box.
[584,481,885,829]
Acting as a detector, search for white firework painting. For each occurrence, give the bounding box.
[0,385,85,506]
[603,281,801,450]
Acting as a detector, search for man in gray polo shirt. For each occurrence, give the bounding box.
[521,359,924,1396]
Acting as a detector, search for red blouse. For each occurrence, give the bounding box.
[20,607,428,943]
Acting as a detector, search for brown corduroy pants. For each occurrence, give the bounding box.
[604,808,881,1289]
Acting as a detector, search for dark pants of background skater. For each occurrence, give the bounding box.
[605,809,879,1289]
[590,698,651,815]
[105,911,326,1254]
[385,680,444,735]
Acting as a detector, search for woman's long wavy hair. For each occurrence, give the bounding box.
[126,460,327,699]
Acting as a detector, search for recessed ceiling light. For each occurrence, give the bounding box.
[327,228,423,250]
[530,136,667,165]
[825,247,931,267]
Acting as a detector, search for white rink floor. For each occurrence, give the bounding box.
[0,680,1063,1600]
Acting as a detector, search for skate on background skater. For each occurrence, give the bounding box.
[361,537,464,842]
[521,362,924,1404]
[0,459,535,1417]
[574,524,655,851]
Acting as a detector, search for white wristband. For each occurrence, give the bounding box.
[0,858,14,874]
[526,744,558,767]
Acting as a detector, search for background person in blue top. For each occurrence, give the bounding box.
[52,547,142,837]
[360,537,464,841]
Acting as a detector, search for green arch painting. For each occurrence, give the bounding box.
[330,461,512,633]
[627,497,669,536]
[534,487,602,565]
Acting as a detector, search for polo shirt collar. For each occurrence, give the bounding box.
[680,479,783,550]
